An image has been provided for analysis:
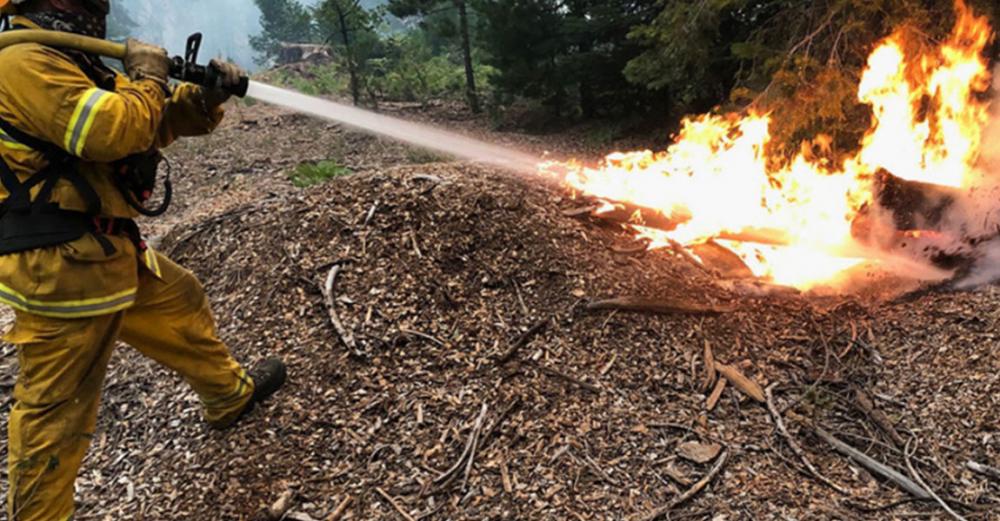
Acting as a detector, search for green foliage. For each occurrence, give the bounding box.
[626,0,1000,155]
[388,0,482,112]
[251,0,317,64]
[315,0,386,104]
[366,31,495,103]
[475,0,664,120]
[289,160,353,187]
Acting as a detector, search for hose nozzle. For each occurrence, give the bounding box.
[169,33,249,98]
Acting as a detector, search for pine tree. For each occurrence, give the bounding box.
[315,0,384,106]
[251,0,316,64]
[388,0,481,113]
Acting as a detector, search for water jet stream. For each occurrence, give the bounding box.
[247,81,540,173]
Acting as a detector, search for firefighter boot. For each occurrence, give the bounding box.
[210,358,287,430]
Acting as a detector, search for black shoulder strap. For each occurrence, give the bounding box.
[0,116,102,216]
[0,118,66,160]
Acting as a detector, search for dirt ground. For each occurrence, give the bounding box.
[1,100,999,521]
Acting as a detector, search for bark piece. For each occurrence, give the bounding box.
[716,364,765,403]
[677,441,723,464]
[706,377,727,412]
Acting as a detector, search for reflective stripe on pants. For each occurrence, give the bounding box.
[5,251,253,521]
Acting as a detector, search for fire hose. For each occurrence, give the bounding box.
[0,29,249,97]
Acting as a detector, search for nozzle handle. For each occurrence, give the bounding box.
[168,33,249,98]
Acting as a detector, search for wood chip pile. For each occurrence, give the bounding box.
[1,104,998,520]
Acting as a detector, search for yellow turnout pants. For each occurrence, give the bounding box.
[4,252,254,521]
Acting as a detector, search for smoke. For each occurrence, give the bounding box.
[949,64,1000,288]
[932,66,1000,289]
[114,0,329,70]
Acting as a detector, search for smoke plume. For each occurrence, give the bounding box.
[115,0,334,70]
[949,64,1000,288]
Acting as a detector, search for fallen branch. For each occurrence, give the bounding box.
[967,460,1000,482]
[813,426,930,500]
[637,448,729,521]
[321,265,357,351]
[589,202,681,231]
[586,297,734,316]
[497,319,549,364]
[376,487,416,521]
[582,200,792,247]
[765,385,849,494]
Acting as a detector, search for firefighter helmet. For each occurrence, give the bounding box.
[0,0,29,16]
[0,0,110,16]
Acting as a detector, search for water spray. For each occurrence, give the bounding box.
[245,82,538,172]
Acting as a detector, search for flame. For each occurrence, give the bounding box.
[543,0,994,290]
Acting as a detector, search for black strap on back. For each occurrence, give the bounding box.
[0,33,144,256]
[0,118,102,216]
[0,117,106,255]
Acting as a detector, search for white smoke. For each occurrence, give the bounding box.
[115,0,331,70]
[949,64,1000,288]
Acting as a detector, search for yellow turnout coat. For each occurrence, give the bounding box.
[0,16,223,318]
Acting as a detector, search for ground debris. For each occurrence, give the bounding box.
[13,101,997,521]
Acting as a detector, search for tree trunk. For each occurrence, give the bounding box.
[456,0,480,113]
[335,3,361,106]
[578,39,595,118]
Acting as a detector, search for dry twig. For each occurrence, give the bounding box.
[321,264,357,351]
[326,496,352,521]
[701,340,717,393]
[765,385,848,494]
[851,384,905,448]
[428,404,488,494]
[716,364,765,403]
[498,319,549,364]
[637,448,729,521]
[586,297,733,316]
[538,364,601,393]
[967,460,1000,482]
[376,487,416,521]
[252,489,294,521]
[904,439,966,521]
[705,378,727,412]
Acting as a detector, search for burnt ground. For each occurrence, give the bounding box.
[1,100,999,521]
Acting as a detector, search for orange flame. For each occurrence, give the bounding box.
[543,0,995,290]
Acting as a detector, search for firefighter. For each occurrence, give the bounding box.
[0,0,287,519]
